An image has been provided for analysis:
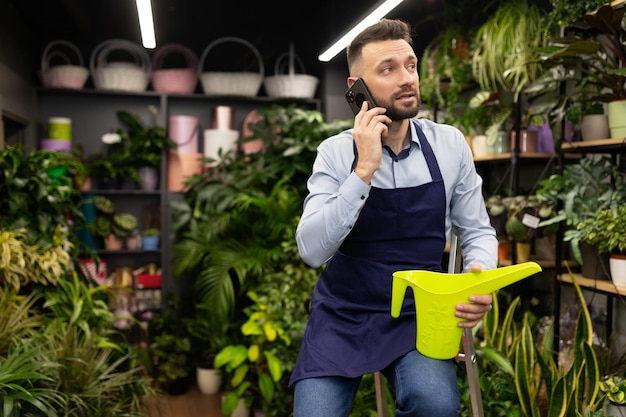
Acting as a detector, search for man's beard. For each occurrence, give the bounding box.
[378,91,421,121]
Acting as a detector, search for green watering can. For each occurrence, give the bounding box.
[391,262,542,360]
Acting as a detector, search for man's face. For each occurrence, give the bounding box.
[359,39,421,121]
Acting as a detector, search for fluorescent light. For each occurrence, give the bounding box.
[318,0,405,62]
[136,0,156,49]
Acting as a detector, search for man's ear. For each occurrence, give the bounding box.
[347,77,358,88]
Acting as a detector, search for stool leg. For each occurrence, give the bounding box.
[374,371,389,417]
[461,328,484,417]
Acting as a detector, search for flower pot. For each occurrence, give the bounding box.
[471,135,488,157]
[125,235,140,250]
[498,240,510,262]
[580,114,609,141]
[510,129,538,154]
[196,367,221,395]
[106,234,123,250]
[137,166,159,191]
[609,253,626,289]
[487,131,510,155]
[580,242,611,281]
[515,242,532,263]
[608,100,626,139]
[605,403,626,417]
[141,235,160,250]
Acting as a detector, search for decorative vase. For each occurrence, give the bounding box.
[580,114,610,141]
[608,100,626,139]
[498,240,510,262]
[196,367,221,395]
[125,235,140,250]
[137,166,159,191]
[609,253,626,289]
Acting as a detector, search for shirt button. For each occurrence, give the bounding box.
[360,195,365,200]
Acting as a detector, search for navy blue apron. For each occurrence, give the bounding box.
[290,122,447,385]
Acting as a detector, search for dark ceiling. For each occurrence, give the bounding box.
[8,0,463,81]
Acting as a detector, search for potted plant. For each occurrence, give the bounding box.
[576,205,626,288]
[141,228,160,250]
[116,106,177,190]
[536,156,626,274]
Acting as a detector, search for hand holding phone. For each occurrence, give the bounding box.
[345,78,377,116]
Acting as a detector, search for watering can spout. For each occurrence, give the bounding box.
[391,262,541,359]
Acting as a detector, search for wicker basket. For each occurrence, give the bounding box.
[40,40,89,89]
[90,39,151,92]
[264,52,318,99]
[151,43,199,94]
[199,37,264,97]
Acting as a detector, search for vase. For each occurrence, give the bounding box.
[609,253,626,289]
[125,235,140,250]
[608,100,626,139]
[196,367,221,395]
[137,166,159,191]
[580,114,610,141]
[498,240,511,262]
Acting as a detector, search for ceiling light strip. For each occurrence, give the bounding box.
[136,0,156,49]
[318,0,405,62]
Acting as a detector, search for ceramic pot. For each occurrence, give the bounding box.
[141,235,160,250]
[137,166,159,191]
[471,135,488,157]
[196,368,221,395]
[106,234,123,250]
[605,403,626,417]
[580,114,610,141]
[516,242,532,263]
[609,253,626,288]
[608,100,626,139]
[580,242,611,280]
[510,129,538,153]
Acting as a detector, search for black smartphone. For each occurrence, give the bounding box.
[345,78,377,116]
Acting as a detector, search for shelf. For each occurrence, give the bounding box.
[561,138,626,154]
[474,152,580,163]
[557,273,626,297]
[82,189,161,196]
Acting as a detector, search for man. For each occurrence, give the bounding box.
[290,18,497,417]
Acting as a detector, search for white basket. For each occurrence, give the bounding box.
[264,52,318,99]
[199,37,264,97]
[40,40,89,89]
[90,39,151,92]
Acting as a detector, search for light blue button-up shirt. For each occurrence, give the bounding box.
[296,117,498,272]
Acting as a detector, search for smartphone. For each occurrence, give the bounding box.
[345,78,377,116]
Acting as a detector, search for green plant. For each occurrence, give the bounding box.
[597,376,626,405]
[471,0,547,102]
[112,212,138,237]
[116,106,177,170]
[577,205,626,256]
[141,228,160,237]
[0,145,84,248]
[214,291,290,416]
[536,156,626,263]
[545,0,608,29]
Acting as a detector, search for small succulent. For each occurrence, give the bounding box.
[599,376,626,405]
[112,212,138,237]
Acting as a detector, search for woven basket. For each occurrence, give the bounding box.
[264,52,318,99]
[40,40,89,89]
[199,37,264,97]
[151,43,199,94]
[90,39,151,92]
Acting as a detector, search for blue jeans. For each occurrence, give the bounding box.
[293,349,459,417]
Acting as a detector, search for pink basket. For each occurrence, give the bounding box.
[40,40,89,89]
[151,43,199,94]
